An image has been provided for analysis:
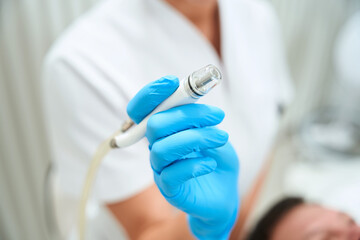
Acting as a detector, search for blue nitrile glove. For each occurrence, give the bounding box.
[127,76,240,239]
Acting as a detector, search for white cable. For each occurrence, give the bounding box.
[77,130,120,240]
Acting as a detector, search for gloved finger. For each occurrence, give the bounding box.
[127,75,179,124]
[146,104,225,145]
[150,127,228,173]
[202,142,240,172]
[158,157,217,198]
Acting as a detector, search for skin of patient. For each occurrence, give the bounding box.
[271,204,360,240]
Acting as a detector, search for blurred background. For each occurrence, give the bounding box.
[0,0,359,239]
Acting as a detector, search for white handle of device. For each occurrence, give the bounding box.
[112,80,197,148]
[111,64,222,148]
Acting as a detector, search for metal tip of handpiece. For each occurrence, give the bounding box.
[195,65,222,87]
[188,64,222,97]
[207,64,221,80]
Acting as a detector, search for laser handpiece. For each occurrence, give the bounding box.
[78,64,222,240]
[110,64,222,148]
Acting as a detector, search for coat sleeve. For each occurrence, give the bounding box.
[42,48,154,203]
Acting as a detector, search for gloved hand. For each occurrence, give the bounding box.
[127,75,240,239]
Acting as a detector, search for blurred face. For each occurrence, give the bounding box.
[271,204,360,240]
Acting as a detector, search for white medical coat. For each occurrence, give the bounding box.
[43,0,293,238]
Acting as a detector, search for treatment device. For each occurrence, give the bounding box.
[78,64,223,240]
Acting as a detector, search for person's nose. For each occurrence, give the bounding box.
[347,225,360,240]
[331,214,360,240]
[343,225,360,240]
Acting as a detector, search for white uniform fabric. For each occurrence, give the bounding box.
[43,0,293,238]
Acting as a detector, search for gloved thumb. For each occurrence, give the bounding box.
[157,157,217,198]
[127,76,179,124]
